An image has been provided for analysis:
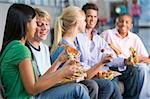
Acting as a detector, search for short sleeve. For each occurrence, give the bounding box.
[7,44,32,65]
[50,47,64,64]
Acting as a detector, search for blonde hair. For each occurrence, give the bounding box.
[34,7,51,22]
[50,6,85,54]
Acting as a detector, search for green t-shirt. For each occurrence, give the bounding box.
[0,40,34,99]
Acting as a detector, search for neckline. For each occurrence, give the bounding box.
[28,41,41,51]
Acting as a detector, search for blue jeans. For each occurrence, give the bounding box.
[36,83,90,99]
[118,66,140,99]
[137,64,150,99]
[80,80,99,99]
[94,78,122,99]
[136,64,145,91]
[111,77,123,99]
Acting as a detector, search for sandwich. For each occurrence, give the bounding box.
[129,47,139,66]
[61,45,86,83]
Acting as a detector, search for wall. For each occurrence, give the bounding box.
[0,3,61,50]
[0,3,9,50]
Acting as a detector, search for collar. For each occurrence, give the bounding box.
[61,38,76,48]
[83,29,98,36]
[28,41,41,51]
[113,28,131,39]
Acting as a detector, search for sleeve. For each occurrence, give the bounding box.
[99,37,117,58]
[106,57,127,71]
[50,47,64,64]
[135,36,149,57]
[11,45,31,65]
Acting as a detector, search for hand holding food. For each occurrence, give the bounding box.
[59,45,86,83]
[57,50,68,63]
[108,43,122,56]
[62,62,87,83]
[100,49,113,65]
[129,47,139,66]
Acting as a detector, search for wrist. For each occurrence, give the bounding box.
[95,62,104,69]
[96,62,102,66]
[56,59,62,66]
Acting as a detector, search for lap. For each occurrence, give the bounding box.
[36,83,88,99]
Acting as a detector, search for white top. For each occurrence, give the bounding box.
[29,42,51,76]
[77,31,125,71]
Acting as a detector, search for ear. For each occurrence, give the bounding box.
[130,23,133,30]
[75,20,79,26]
[115,22,119,30]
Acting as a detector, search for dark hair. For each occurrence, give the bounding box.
[1,3,36,55]
[118,13,132,21]
[82,3,98,14]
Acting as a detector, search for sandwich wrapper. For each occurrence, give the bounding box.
[61,45,87,83]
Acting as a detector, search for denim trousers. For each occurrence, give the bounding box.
[110,65,140,99]
[94,78,122,99]
[138,64,150,99]
[118,65,140,99]
[36,83,90,99]
[80,79,99,99]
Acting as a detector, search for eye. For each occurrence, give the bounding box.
[37,22,43,27]
[46,23,50,26]
[87,15,91,18]
[94,16,97,18]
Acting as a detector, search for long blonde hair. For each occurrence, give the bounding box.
[50,6,85,54]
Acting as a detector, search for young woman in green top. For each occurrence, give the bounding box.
[0,3,90,99]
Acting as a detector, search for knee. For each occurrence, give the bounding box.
[104,80,114,91]
[73,83,87,92]
[86,80,99,91]
[137,65,147,72]
[75,83,90,98]
[80,80,99,93]
[97,79,114,92]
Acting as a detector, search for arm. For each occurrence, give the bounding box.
[138,55,150,64]
[86,63,103,79]
[19,58,75,95]
[19,58,64,95]
[108,43,122,56]
[47,50,68,73]
[106,57,127,71]
[86,55,113,79]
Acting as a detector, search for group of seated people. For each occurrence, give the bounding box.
[0,2,150,99]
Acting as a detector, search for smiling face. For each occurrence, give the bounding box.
[85,9,98,29]
[26,17,37,40]
[116,15,133,35]
[34,18,50,41]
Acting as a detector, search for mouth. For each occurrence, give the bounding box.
[90,22,96,25]
[120,27,127,30]
[40,32,47,36]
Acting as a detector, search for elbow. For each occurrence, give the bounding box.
[26,88,38,96]
[26,90,37,96]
